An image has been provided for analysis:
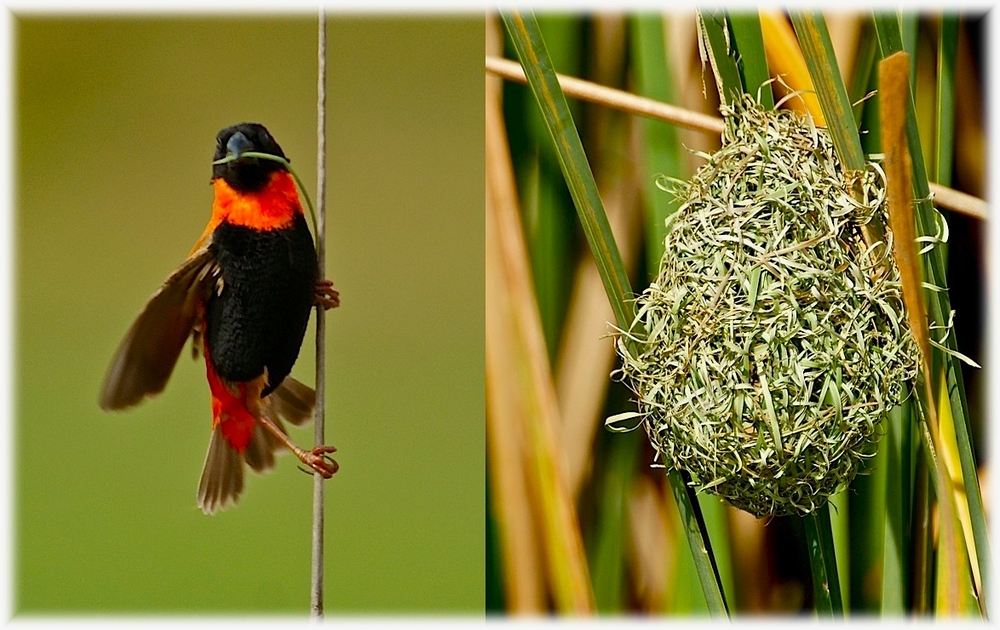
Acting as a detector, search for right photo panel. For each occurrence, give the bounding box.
[486,10,987,617]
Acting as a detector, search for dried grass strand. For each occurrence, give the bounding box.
[485,55,986,221]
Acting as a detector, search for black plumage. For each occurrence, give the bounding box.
[213,123,289,192]
[206,213,317,396]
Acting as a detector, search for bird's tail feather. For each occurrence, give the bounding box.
[197,376,314,514]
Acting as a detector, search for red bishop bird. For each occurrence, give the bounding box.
[100,122,340,514]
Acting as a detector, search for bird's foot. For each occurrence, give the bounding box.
[314,279,340,310]
[296,444,339,478]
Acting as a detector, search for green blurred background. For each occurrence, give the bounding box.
[14,15,484,613]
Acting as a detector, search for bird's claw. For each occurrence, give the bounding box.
[299,444,339,478]
[314,279,340,310]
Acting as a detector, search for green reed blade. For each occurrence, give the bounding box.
[503,9,730,617]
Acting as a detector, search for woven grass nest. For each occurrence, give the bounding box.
[614,96,920,518]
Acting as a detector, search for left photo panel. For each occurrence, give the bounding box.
[13,14,484,614]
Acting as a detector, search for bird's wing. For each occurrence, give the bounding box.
[99,244,219,410]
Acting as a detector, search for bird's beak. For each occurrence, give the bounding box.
[226,131,254,160]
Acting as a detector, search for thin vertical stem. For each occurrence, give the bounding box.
[311,8,328,621]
